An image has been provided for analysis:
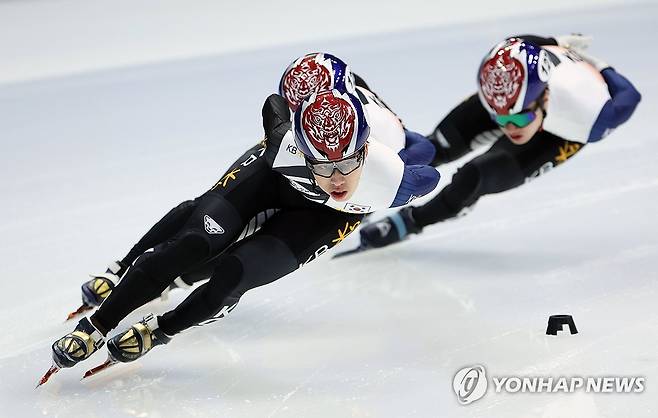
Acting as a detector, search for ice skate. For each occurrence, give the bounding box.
[66,260,128,321]
[38,317,105,387]
[82,314,171,379]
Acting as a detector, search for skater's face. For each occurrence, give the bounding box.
[499,92,548,145]
[311,147,367,201]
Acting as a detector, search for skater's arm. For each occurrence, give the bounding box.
[588,68,641,141]
[588,68,641,142]
[362,141,440,210]
[428,94,502,165]
[390,165,440,207]
[398,129,436,166]
[121,199,199,266]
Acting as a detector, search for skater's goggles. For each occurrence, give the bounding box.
[493,108,538,128]
[306,149,365,178]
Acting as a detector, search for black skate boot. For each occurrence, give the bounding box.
[52,317,105,368]
[107,314,172,363]
[359,207,423,249]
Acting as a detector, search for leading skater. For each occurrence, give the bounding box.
[41,54,441,384]
[70,52,436,316]
[357,34,641,250]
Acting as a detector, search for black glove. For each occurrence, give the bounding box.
[261,94,292,165]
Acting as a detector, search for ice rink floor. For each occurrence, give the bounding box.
[1,2,657,417]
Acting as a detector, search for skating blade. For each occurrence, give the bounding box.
[36,363,60,388]
[65,304,93,321]
[81,357,118,380]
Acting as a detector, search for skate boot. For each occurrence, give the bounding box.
[359,207,422,249]
[52,317,105,368]
[81,315,172,379]
[81,260,129,307]
[37,317,106,386]
[107,314,172,363]
[67,260,129,320]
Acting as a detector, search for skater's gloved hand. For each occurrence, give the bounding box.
[555,33,592,52]
[262,94,291,140]
[262,94,292,166]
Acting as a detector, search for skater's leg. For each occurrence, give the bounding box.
[413,134,586,227]
[76,200,200,311]
[90,144,279,335]
[97,240,292,366]
[121,199,200,266]
[360,133,585,248]
[120,142,272,266]
[156,208,363,336]
[52,144,279,369]
[359,145,524,248]
[157,236,296,334]
[411,146,525,227]
[173,209,282,288]
[78,144,273,310]
[90,193,244,335]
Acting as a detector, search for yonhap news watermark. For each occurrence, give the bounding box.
[453,365,645,405]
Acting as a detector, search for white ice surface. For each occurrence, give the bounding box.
[0,0,634,85]
[1,2,658,417]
